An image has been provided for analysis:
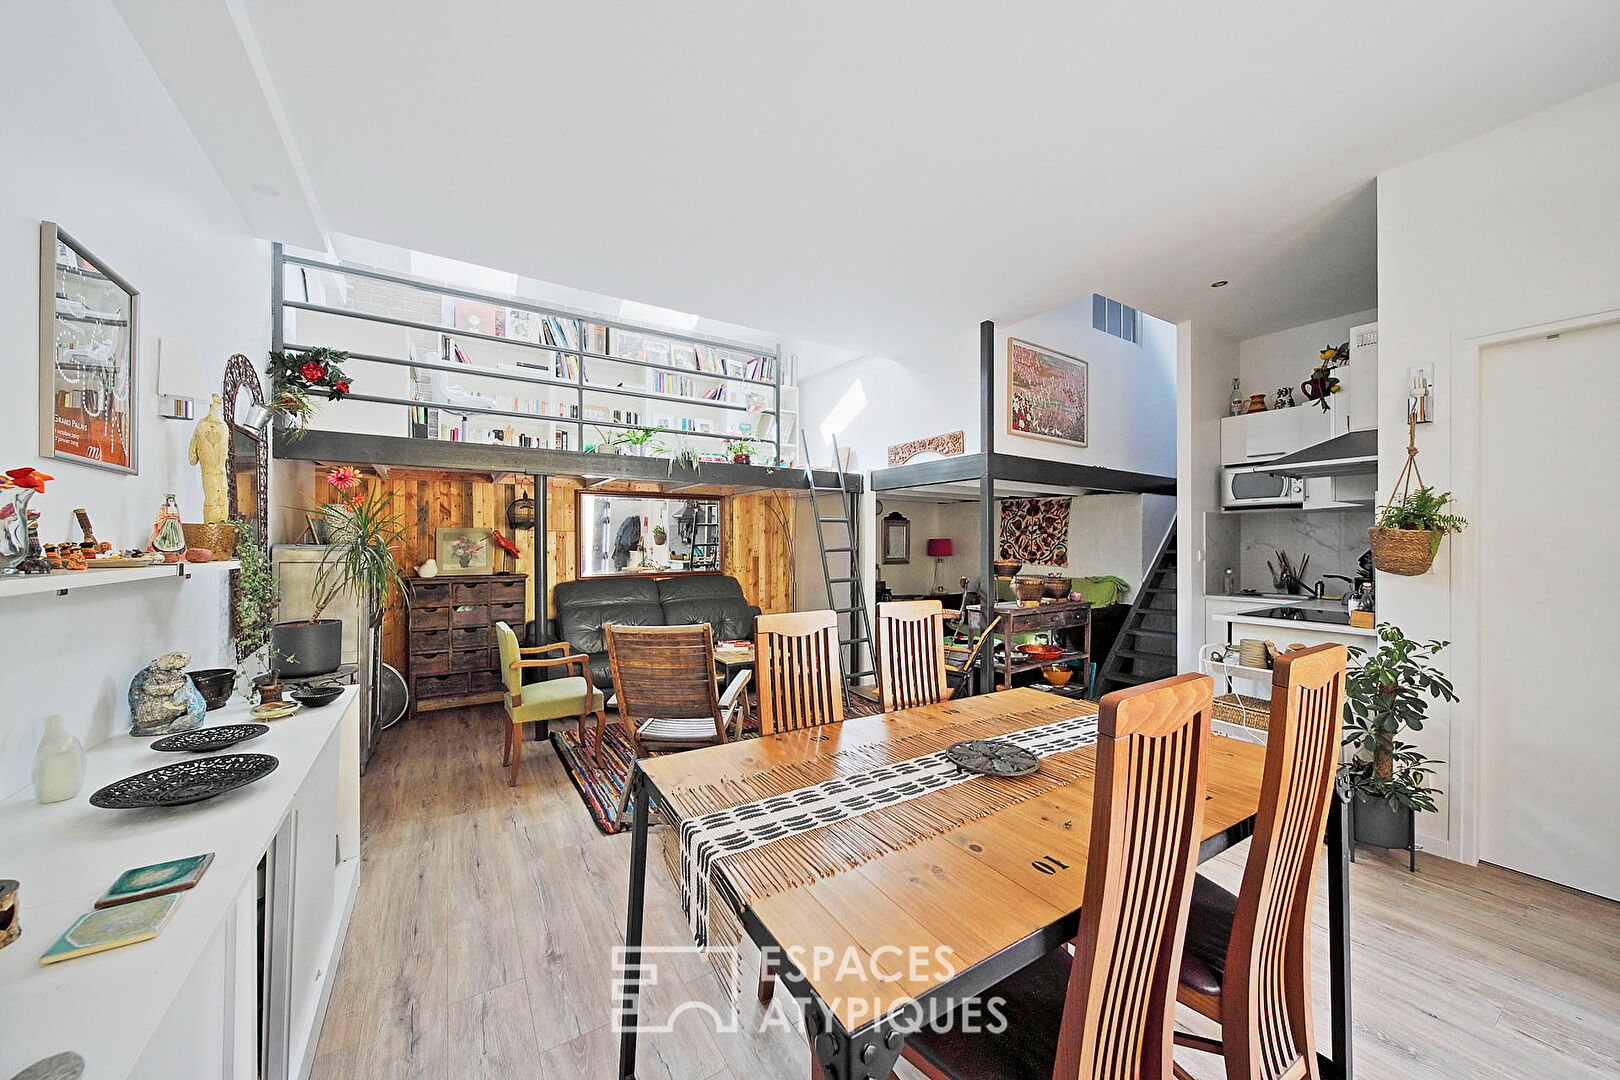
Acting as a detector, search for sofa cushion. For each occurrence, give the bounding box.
[657,576,757,641]
[553,577,665,657]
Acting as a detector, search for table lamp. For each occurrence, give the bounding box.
[926,538,952,593]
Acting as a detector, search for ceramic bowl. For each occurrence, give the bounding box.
[291,685,344,708]
[187,668,235,711]
[1041,665,1073,687]
[1017,643,1063,662]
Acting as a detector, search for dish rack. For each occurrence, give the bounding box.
[1198,644,1271,744]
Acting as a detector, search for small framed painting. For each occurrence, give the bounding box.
[436,527,495,575]
[1008,337,1088,448]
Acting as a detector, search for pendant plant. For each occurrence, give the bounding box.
[1342,625,1456,813]
[311,467,407,625]
[266,346,352,440]
[1376,485,1468,557]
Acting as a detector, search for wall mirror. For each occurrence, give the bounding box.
[222,353,270,660]
[39,221,139,473]
[881,511,911,564]
[578,492,722,577]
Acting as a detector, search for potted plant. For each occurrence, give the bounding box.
[1342,625,1455,856]
[588,428,621,454]
[272,467,407,677]
[618,425,661,457]
[1368,485,1467,576]
[657,437,703,476]
[724,438,756,465]
[231,519,281,699]
[265,347,352,440]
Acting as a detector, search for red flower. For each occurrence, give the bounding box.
[334,380,350,394]
[327,467,361,492]
[299,361,324,382]
[4,467,52,493]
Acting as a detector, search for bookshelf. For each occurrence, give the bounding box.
[274,249,799,465]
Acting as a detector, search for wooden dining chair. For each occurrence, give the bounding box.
[875,600,949,711]
[606,623,752,822]
[1172,642,1347,1080]
[755,609,844,735]
[494,621,607,786]
[896,673,1214,1080]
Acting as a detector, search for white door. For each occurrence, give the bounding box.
[1478,320,1620,900]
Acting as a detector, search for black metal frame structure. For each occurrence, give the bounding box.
[617,762,1355,1080]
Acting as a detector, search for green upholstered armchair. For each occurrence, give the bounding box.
[495,621,606,785]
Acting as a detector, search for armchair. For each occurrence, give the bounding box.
[494,622,607,785]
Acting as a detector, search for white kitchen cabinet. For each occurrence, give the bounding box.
[1219,406,1336,465]
[1341,322,1379,432]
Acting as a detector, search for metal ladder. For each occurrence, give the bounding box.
[801,430,875,687]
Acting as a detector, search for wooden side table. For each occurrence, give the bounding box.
[962,600,1092,696]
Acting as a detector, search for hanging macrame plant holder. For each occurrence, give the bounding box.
[1368,417,1439,576]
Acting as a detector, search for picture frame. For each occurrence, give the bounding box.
[435,527,495,575]
[1008,337,1088,448]
[39,222,139,473]
[881,511,911,564]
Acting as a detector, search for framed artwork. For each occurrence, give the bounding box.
[436,527,495,575]
[39,222,139,473]
[1008,337,1087,448]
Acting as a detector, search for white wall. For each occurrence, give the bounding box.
[1237,308,1377,405]
[1175,321,1240,671]
[1376,79,1620,860]
[0,0,269,797]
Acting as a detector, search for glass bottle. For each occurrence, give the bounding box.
[33,714,85,804]
[1228,378,1244,417]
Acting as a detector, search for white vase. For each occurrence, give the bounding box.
[32,714,85,804]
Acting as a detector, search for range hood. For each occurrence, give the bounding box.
[1267,429,1378,478]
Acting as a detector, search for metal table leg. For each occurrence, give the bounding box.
[618,768,651,1080]
[1318,777,1355,1080]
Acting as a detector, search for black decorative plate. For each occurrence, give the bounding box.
[90,753,280,808]
[945,739,1040,777]
[150,724,269,753]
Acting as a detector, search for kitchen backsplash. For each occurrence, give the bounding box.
[1236,508,1372,594]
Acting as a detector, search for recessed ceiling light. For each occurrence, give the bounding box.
[1210,280,1229,288]
[252,183,280,198]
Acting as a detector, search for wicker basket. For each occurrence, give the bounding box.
[1012,577,1045,602]
[993,558,1024,578]
[1368,527,1436,577]
[181,522,238,560]
[1042,575,1072,599]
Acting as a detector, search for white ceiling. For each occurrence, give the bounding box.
[123,1,1620,351]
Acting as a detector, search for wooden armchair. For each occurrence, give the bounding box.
[494,621,607,785]
[875,600,949,712]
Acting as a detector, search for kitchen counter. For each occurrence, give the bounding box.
[1214,605,1377,638]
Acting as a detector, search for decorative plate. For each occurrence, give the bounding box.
[150,724,269,753]
[250,701,301,720]
[89,753,280,809]
[945,739,1040,778]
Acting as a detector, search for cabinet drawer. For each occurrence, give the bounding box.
[413,672,468,699]
[489,601,525,626]
[411,628,451,652]
[469,670,505,694]
[410,607,451,630]
[451,626,490,649]
[452,648,490,673]
[414,651,450,675]
[410,583,454,608]
[487,578,525,603]
[451,604,490,627]
[452,582,490,604]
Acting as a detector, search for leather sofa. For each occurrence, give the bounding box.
[527,574,761,689]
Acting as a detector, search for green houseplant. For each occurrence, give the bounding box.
[1370,485,1467,576]
[231,519,281,698]
[724,438,756,464]
[266,347,351,440]
[1343,625,1455,854]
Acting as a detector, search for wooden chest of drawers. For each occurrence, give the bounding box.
[405,573,527,716]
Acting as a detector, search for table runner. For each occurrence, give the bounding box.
[668,699,1100,951]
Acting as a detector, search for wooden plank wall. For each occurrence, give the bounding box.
[305,465,795,671]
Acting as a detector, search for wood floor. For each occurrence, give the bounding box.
[312,705,1620,1080]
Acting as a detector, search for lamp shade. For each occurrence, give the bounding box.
[926,538,953,557]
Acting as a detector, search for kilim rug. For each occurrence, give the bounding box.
[551,692,885,834]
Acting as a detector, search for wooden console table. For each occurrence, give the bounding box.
[962,600,1092,696]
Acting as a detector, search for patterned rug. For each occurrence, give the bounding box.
[550,693,884,834]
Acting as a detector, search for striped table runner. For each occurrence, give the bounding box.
[663,699,1101,953]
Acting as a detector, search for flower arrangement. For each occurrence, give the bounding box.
[266,347,352,440]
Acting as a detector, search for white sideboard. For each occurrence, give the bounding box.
[0,691,361,1079]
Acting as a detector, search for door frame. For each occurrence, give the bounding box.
[1448,306,1620,866]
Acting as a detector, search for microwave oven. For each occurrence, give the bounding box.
[1222,464,1305,509]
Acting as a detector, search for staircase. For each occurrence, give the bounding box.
[1093,521,1179,696]
[800,432,876,688]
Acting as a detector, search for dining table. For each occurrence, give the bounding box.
[617,686,1355,1080]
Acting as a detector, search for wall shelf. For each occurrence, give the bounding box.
[0,559,239,599]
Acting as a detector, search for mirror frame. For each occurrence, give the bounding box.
[881,511,911,565]
[223,352,269,661]
[574,489,724,579]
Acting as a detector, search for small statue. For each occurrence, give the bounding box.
[147,494,186,557]
[188,395,231,524]
[1273,386,1296,410]
[129,652,207,737]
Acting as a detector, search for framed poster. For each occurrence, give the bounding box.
[1008,337,1087,448]
[39,222,139,472]
[436,527,495,575]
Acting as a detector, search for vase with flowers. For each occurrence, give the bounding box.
[265,347,352,440]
